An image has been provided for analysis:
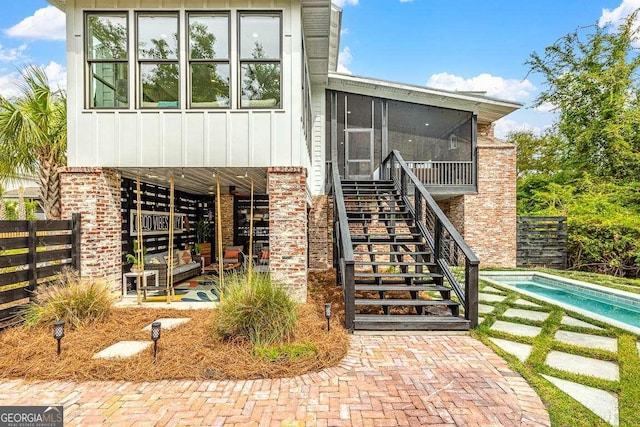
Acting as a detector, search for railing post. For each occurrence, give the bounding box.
[434,220,442,262]
[465,261,479,328]
[389,155,395,182]
[344,260,355,331]
[27,220,37,299]
[400,169,407,198]
[71,213,82,274]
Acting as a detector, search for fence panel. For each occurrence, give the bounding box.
[0,214,81,329]
[517,216,567,269]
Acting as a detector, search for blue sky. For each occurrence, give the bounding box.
[0,0,638,138]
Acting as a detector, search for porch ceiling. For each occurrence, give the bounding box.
[119,167,267,197]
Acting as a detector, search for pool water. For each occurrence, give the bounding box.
[510,280,640,328]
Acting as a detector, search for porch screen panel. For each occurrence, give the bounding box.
[387,100,473,161]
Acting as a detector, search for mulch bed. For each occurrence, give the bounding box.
[0,270,349,381]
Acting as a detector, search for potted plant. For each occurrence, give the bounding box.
[126,239,147,272]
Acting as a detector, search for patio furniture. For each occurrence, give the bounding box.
[142,249,202,287]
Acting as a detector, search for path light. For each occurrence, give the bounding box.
[53,320,65,356]
[324,303,332,332]
[151,321,161,363]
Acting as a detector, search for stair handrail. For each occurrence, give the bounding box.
[327,158,356,331]
[381,150,479,328]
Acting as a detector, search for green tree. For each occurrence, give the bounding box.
[242,42,280,105]
[526,11,640,180]
[511,130,564,179]
[0,66,66,219]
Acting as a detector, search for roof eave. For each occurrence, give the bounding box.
[47,0,66,11]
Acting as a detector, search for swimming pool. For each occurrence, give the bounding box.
[479,271,640,334]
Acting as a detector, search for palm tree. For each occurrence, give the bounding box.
[0,66,67,219]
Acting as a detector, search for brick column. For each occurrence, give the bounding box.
[460,139,517,267]
[60,167,122,291]
[220,194,235,249]
[268,167,308,302]
[308,195,332,270]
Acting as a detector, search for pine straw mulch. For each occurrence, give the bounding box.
[0,270,349,382]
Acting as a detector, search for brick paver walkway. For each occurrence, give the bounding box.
[0,335,549,426]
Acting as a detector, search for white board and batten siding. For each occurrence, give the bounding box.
[66,0,308,170]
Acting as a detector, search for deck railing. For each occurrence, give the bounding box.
[326,161,356,332]
[382,151,479,327]
[404,161,474,186]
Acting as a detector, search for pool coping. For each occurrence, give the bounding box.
[479,271,640,336]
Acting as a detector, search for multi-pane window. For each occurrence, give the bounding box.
[86,13,129,108]
[188,13,230,108]
[137,13,179,108]
[239,13,281,108]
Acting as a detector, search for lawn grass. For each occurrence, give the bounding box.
[476,269,640,426]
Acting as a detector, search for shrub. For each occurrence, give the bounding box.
[22,267,115,328]
[213,272,297,346]
[254,342,318,362]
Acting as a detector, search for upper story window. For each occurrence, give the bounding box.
[137,13,179,108]
[86,13,129,108]
[239,13,281,108]
[188,13,230,108]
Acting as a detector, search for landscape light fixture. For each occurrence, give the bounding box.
[324,303,332,331]
[151,321,161,363]
[53,320,65,356]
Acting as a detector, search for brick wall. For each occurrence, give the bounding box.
[220,194,234,250]
[459,138,517,267]
[308,195,332,270]
[60,167,122,291]
[268,167,308,302]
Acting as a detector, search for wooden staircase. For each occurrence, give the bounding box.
[342,179,469,331]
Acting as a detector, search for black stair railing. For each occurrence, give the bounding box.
[326,161,356,331]
[381,150,479,328]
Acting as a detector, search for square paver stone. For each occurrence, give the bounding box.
[489,337,533,362]
[554,330,617,352]
[545,350,619,381]
[542,375,618,426]
[481,286,505,294]
[514,298,540,307]
[479,304,495,314]
[141,318,191,331]
[479,292,506,303]
[561,316,603,330]
[490,320,542,338]
[93,341,152,359]
[502,308,549,322]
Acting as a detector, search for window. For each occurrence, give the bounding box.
[86,13,129,108]
[239,13,281,108]
[188,13,230,108]
[137,13,179,108]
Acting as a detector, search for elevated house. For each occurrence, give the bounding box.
[50,0,520,331]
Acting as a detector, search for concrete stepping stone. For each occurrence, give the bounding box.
[561,316,603,330]
[93,341,152,359]
[490,320,542,338]
[478,316,485,324]
[489,337,533,362]
[542,374,619,426]
[482,286,505,294]
[479,292,506,303]
[545,351,619,381]
[554,330,617,352]
[479,303,495,314]
[514,298,540,307]
[503,308,549,322]
[141,318,191,331]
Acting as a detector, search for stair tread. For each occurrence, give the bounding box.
[355,284,450,292]
[353,251,432,255]
[355,261,436,266]
[355,314,467,322]
[355,272,440,278]
[355,298,459,306]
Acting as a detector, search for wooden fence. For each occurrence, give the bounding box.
[0,214,81,329]
[517,216,567,269]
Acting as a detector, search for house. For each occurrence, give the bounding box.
[49,0,519,329]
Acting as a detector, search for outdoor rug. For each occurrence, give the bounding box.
[172,280,220,302]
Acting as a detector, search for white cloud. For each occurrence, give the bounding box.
[337,46,353,74]
[0,44,28,62]
[599,0,640,28]
[494,118,546,139]
[332,0,359,8]
[5,6,66,41]
[535,101,556,113]
[0,61,66,99]
[426,72,536,103]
